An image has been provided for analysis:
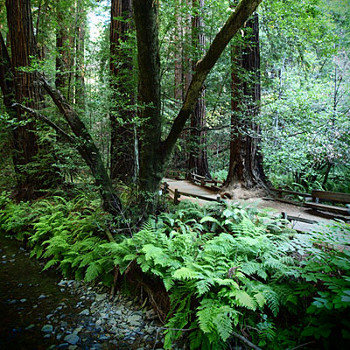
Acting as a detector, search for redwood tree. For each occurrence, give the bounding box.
[3,0,55,200]
[133,0,263,200]
[188,0,211,178]
[225,12,267,189]
[109,0,136,183]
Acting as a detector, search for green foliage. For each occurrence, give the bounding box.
[0,192,114,283]
[1,193,350,348]
[296,222,350,343]
[97,200,302,348]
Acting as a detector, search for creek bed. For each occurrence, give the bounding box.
[0,234,166,349]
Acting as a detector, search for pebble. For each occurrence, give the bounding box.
[38,294,47,299]
[95,293,107,302]
[64,333,80,345]
[41,324,54,333]
[79,309,90,316]
[57,343,69,348]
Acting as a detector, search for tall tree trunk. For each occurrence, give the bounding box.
[188,0,211,178]
[55,4,72,98]
[75,1,85,111]
[15,77,123,216]
[110,0,136,183]
[5,0,43,200]
[174,0,183,102]
[225,12,266,189]
[133,0,163,196]
[133,0,262,208]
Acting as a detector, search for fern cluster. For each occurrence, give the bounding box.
[99,201,301,348]
[1,192,349,349]
[0,192,114,283]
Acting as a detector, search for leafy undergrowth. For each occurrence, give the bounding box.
[1,192,350,349]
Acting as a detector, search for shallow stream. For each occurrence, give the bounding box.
[0,234,165,350]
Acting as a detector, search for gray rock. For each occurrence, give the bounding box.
[145,309,157,320]
[90,344,102,350]
[79,309,89,316]
[64,333,80,345]
[95,319,103,327]
[99,335,110,341]
[25,324,35,330]
[41,324,54,333]
[44,334,51,339]
[73,326,82,334]
[95,293,107,302]
[128,314,142,326]
[100,312,108,319]
[38,294,47,299]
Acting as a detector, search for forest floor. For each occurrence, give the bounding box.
[163,178,335,233]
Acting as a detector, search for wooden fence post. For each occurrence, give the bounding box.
[174,189,180,205]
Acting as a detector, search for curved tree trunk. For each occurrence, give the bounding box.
[132,0,262,213]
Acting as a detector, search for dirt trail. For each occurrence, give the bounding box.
[163,178,329,232]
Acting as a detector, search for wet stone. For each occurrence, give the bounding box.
[41,324,54,333]
[79,309,89,316]
[64,333,80,345]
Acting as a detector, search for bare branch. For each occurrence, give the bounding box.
[231,330,262,350]
[12,102,76,144]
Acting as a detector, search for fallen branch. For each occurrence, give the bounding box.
[231,331,262,350]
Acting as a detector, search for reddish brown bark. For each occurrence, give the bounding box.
[5,0,41,200]
[110,0,136,183]
[188,0,211,178]
[225,13,266,189]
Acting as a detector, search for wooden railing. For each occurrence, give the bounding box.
[190,173,224,191]
[162,182,222,205]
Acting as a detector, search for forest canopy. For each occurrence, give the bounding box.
[0,0,349,206]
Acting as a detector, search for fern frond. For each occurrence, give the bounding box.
[173,266,199,280]
[85,261,102,282]
[234,289,257,310]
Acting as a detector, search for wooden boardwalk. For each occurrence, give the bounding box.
[163,178,329,233]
